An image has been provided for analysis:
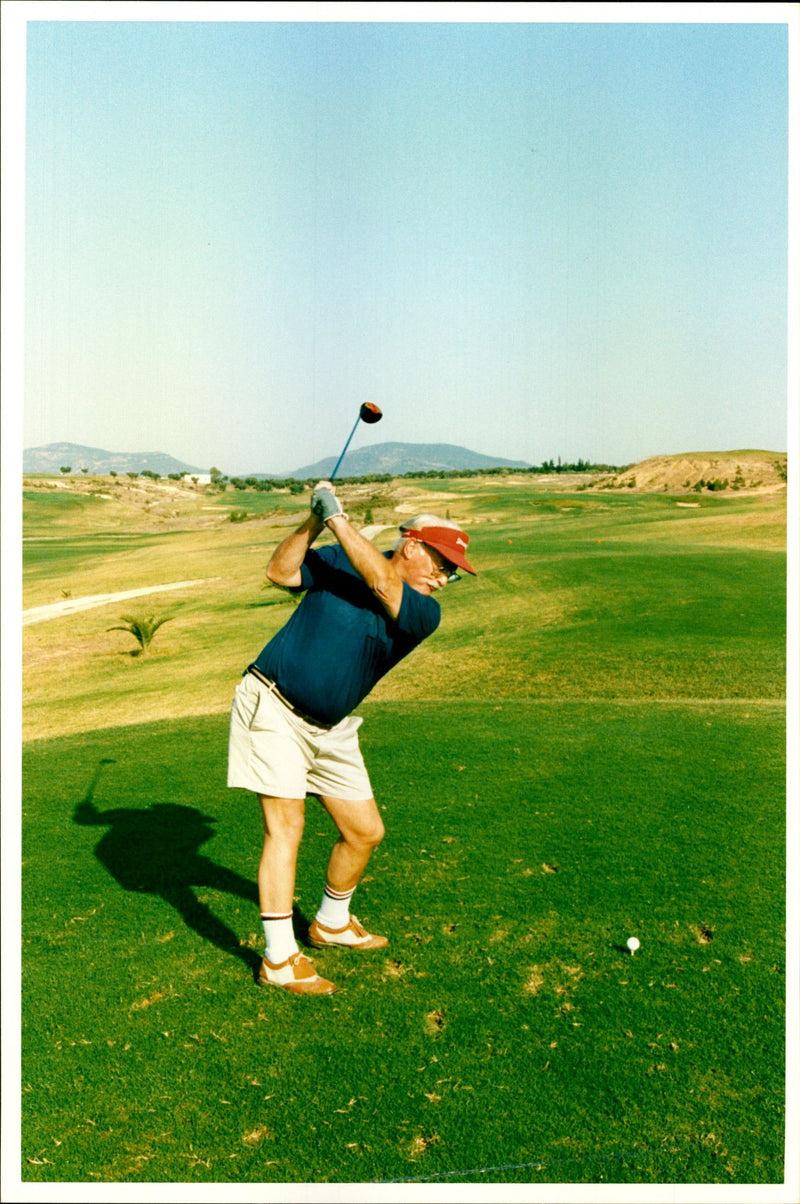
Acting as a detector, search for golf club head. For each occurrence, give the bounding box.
[330,404,384,481]
[359,402,382,424]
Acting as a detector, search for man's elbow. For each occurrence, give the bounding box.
[266,561,298,589]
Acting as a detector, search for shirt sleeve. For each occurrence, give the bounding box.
[297,546,336,592]
[395,582,441,640]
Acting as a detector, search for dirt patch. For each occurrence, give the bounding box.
[23,579,220,625]
[592,451,786,495]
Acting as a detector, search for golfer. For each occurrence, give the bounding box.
[228,481,476,995]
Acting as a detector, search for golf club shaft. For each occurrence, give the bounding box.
[330,413,363,482]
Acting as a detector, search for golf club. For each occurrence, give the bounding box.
[329,403,382,482]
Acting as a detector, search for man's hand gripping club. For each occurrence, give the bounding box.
[310,481,347,525]
[267,480,403,619]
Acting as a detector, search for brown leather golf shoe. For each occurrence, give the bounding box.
[257,951,337,995]
[308,915,389,951]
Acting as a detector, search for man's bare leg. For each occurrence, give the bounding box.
[318,795,385,892]
[257,795,305,914]
[256,794,336,993]
[310,796,387,949]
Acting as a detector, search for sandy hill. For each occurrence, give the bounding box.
[597,450,787,494]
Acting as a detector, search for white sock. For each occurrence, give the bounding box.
[315,883,356,929]
[261,913,298,964]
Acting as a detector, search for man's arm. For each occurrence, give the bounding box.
[266,513,325,589]
[325,514,403,619]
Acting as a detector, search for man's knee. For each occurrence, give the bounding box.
[260,797,305,847]
[337,810,384,850]
[349,810,385,850]
[320,796,384,850]
[366,814,386,848]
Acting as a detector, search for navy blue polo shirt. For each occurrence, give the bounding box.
[251,544,441,726]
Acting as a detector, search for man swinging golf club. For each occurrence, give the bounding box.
[228,468,476,995]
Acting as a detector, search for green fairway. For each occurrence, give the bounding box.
[22,483,786,740]
[19,476,787,1185]
[21,703,784,1185]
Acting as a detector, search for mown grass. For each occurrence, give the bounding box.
[22,487,786,740]
[18,477,788,1186]
[21,701,784,1185]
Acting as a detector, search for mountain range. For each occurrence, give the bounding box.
[22,442,206,477]
[23,441,530,478]
[274,441,529,479]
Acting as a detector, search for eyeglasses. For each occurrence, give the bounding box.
[425,548,460,584]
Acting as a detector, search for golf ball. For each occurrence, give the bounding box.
[626,937,640,953]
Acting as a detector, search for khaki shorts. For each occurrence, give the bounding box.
[227,672,373,801]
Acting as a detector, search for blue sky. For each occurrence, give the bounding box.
[12,6,794,474]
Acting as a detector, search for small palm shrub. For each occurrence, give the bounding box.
[107,613,173,655]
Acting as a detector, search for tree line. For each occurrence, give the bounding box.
[56,459,628,489]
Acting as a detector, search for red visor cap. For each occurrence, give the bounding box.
[401,526,477,575]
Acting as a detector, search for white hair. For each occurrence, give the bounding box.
[392,513,463,551]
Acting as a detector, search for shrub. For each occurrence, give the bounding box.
[107,613,173,655]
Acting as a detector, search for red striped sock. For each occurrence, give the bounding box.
[260,912,298,963]
[315,883,355,928]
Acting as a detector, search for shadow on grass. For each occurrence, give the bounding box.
[72,759,261,972]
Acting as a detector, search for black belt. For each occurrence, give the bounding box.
[245,665,334,730]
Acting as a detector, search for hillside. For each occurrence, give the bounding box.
[24,439,530,479]
[22,442,206,476]
[597,450,787,494]
[278,441,530,479]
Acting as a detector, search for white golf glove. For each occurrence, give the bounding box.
[311,485,346,523]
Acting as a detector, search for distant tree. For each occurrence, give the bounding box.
[81,467,88,474]
[109,471,118,478]
[126,472,138,479]
[60,466,71,474]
